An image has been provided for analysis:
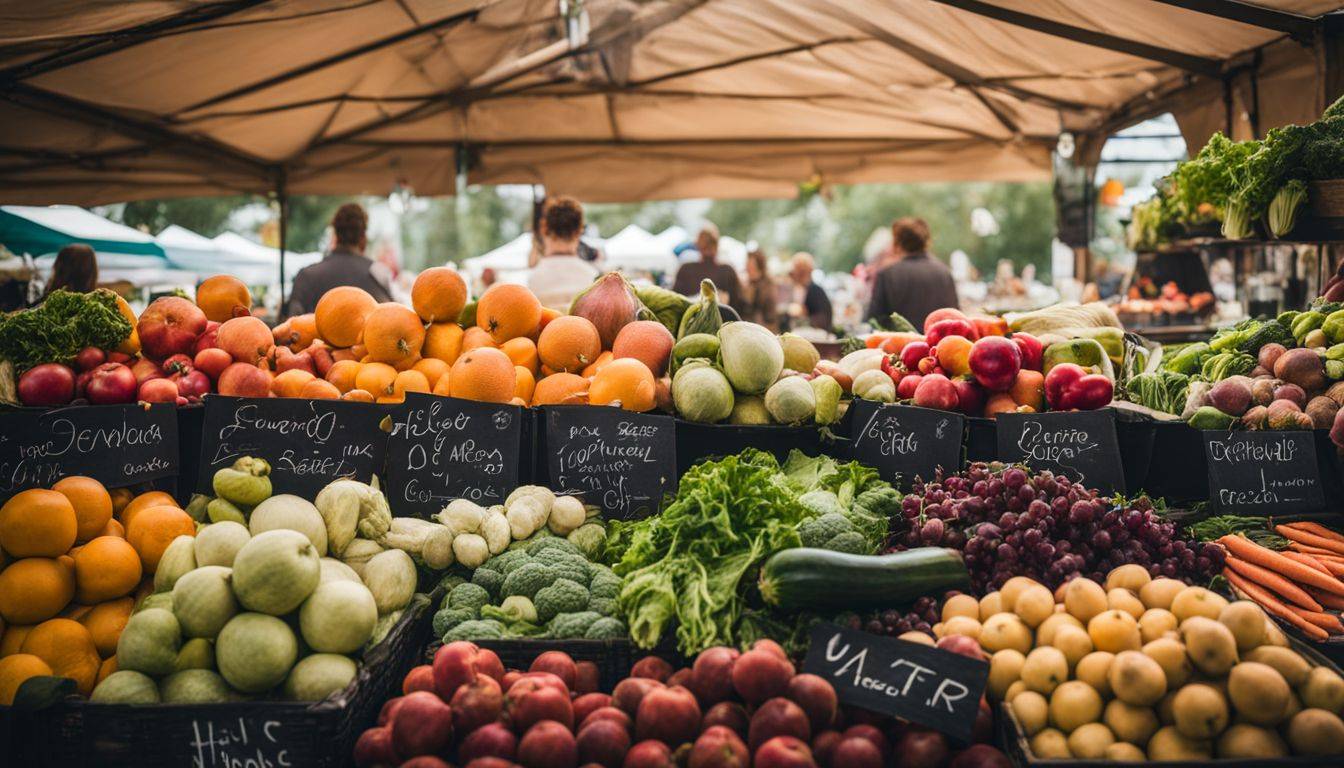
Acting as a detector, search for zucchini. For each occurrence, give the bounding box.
[758,547,971,611]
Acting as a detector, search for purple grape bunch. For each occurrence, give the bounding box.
[843,595,946,639]
[887,463,1226,593]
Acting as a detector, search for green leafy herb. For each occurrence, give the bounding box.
[0,289,131,372]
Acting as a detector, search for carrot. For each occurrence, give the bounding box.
[1225,556,1322,611]
[1276,525,1344,556]
[1284,521,1344,545]
[1289,542,1341,557]
[1218,535,1344,596]
[1304,586,1344,611]
[1224,570,1330,641]
[1285,606,1344,635]
[1282,550,1333,576]
[1318,559,1344,580]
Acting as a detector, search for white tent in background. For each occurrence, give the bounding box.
[210,232,322,285]
[602,225,676,274]
[653,226,689,254]
[717,236,749,272]
[158,224,224,275]
[463,233,533,284]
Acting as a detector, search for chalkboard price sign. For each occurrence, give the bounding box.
[1203,430,1324,514]
[996,409,1125,493]
[802,623,989,742]
[198,395,390,497]
[0,403,178,498]
[186,715,294,768]
[543,405,676,520]
[386,393,523,517]
[849,400,964,487]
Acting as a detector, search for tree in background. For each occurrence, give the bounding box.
[116,195,251,237]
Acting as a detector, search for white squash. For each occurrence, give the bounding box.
[437,499,486,536]
[361,549,416,614]
[480,512,511,554]
[338,539,385,578]
[547,496,586,535]
[249,494,329,555]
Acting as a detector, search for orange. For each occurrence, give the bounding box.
[125,506,195,573]
[119,491,178,529]
[0,489,77,558]
[612,320,676,378]
[53,476,113,544]
[412,266,469,323]
[325,359,362,393]
[1,625,34,657]
[582,351,614,378]
[412,358,449,389]
[109,488,133,516]
[0,557,75,625]
[448,348,516,404]
[355,362,398,398]
[113,294,139,355]
[0,653,53,705]
[300,378,341,399]
[514,366,536,403]
[537,306,562,334]
[389,370,430,403]
[589,358,657,412]
[72,537,142,603]
[98,519,125,539]
[363,303,426,365]
[315,285,377,347]
[61,603,92,621]
[81,597,134,658]
[532,373,591,406]
[272,368,316,398]
[461,326,496,352]
[286,313,319,351]
[342,388,376,403]
[431,373,451,396]
[501,337,539,373]
[97,655,117,685]
[195,275,252,323]
[393,354,422,372]
[21,618,99,696]
[423,322,465,363]
[476,283,542,344]
[538,315,602,373]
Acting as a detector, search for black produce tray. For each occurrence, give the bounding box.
[675,420,823,473]
[965,416,997,465]
[1114,411,1156,496]
[426,638,636,693]
[173,403,204,505]
[1,592,436,768]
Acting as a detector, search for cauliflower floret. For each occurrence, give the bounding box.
[533,578,589,624]
[472,567,505,601]
[444,619,505,642]
[448,582,491,613]
[501,562,555,600]
[547,495,586,535]
[548,611,602,638]
[584,617,628,640]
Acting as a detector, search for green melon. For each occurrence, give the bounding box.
[282,654,357,702]
[136,592,173,613]
[152,536,197,593]
[91,670,160,703]
[299,581,377,654]
[215,613,298,693]
[174,637,215,671]
[193,521,251,567]
[171,565,237,638]
[159,669,235,703]
[230,529,320,615]
[116,608,181,676]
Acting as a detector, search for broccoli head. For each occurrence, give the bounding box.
[448,583,492,613]
[526,535,577,557]
[534,578,590,624]
[472,568,505,601]
[798,489,845,518]
[435,572,468,597]
[548,611,603,638]
[502,562,555,599]
[567,523,607,561]
[585,617,628,640]
[588,596,617,617]
[589,571,622,601]
[798,513,853,548]
[824,530,870,554]
[444,619,506,642]
[495,549,533,575]
[432,607,477,638]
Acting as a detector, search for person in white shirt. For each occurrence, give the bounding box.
[526,195,599,311]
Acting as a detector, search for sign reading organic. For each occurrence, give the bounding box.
[542,405,676,520]
[849,400,964,487]
[385,393,523,517]
[0,403,178,498]
[1203,430,1324,514]
[198,395,389,497]
[802,623,989,742]
[996,409,1125,493]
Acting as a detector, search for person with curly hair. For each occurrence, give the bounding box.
[527,195,599,310]
[285,202,391,317]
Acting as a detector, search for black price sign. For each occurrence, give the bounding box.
[802,623,989,742]
[186,715,295,768]
[1203,430,1324,514]
[543,405,676,520]
[997,409,1125,493]
[386,393,523,517]
[850,400,963,487]
[0,404,178,498]
[198,395,390,497]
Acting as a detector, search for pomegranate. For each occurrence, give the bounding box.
[17,363,76,407]
[137,296,207,360]
[138,377,179,403]
[85,362,138,404]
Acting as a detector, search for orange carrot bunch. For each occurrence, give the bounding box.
[1218,526,1344,642]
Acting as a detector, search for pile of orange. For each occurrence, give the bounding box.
[0,480,193,704]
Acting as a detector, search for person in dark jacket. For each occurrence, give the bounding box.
[671,223,743,308]
[285,203,391,317]
[867,217,958,329]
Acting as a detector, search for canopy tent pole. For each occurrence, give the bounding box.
[276,169,288,316]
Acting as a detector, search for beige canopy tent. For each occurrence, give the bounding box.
[1,0,1342,206]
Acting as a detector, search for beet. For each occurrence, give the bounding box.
[687,725,749,768]
[517,720,578,768]
[458,723,518,764]
[630,656,675,682]
[1258,343,1287,372]
[622,739,675,768]
[577,718,632,768]
[613,677,663,716]
[730,649,794,705]
[1274,348,1326,393]
[635,685,701,747]
[785,674,837,733]
[531,651,578,690]
[702,701,749,738]
[581,706,633,733]
[831,738,882,768]
[1274,382,1308,407]
[1207,378,1252,416]
[748,697,812,751]
[691,647,739,705]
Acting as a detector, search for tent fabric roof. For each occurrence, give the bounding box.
[1,1,1341,204]
[0,205,165,257]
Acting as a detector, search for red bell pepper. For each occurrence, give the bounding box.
[1010,332,1044,372]
[1044,363,1114,411]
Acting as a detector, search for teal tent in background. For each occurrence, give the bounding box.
[0,205,164,259]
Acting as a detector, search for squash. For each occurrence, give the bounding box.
[758,547,971,611]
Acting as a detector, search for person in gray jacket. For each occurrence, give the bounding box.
[867,217,959,330]
[285,203,391,318]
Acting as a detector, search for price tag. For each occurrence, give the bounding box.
[1203,430,1324,514]
[385,393,523,517]
[186,715,295,768]
[996,409,1126,493]
[542,405,676,520]
[0,404,178,499]
[849,400,964,487]
[802,623,989,743]
[198,395,390,497]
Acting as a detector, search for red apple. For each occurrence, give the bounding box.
[131,356,163,385]
[581,706,632,733]
[138,296,206,361]
[432,641,481,701]
[749,697,812,752]
[138,377,179,403]
[530,651,578,690]
[831,738,882,768]
[968,336,1022,391]
[402,664,435,695]
[574,692,612,726]
[172,369,211,399]
[899,341,929,372]
[192,348,231,381]
[923,307,969,333]
[193,321,220,354]
[613,677,663,716]
[702,702,749,739]
[635,685,701,747]
[951,378,985,416]
[459,723,518,764]
[925,318,976,346]
[687,725,748,768]
[912,373,958,411]
[753,736,816,768]
[897,728,950,768]
[622,740,674,768]
[631,656,675,682]
[74,346,105,372]
[731,649,794,706]
[86,362,138,404]
[950,744,1012,768]
[691,646,740,705]
[516,720,577,768]
[352,726,397,768]
[18,363,75,407]
[577,718,632,768]
[786,675,837,735]
[452,674,504,734]
[390,690,453,758]
[510,681,574,732]
[896,373,922,400]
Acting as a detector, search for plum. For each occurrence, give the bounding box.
[749,697,811,751]
[577,718,631,768]
[517,720,578,768]
[613,677,663,716]
[452,674,504,734]
[691,647,740,705]
[702,702,749,738]
[391,691,453,758]
[531,651,578,690]
[753,735,816,768]
[809,730,842,767]
[352,726,396,767]
[622,740,674,768]
[898,728,951,768]
[635,685,701,747]
[458,722,517,764]
[574,693,612,725]
[510,681,574,732]
[831,737,882,768]
[687,724,749,768]
[581,706,633,733]
[730,649,794,705]
[785,674,837,733]
[630,656,674,682]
